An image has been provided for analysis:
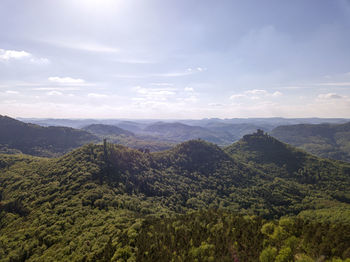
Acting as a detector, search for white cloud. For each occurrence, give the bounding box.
[47,91,63,96]
[150,82,174,86]
[133,86,177,102]
[0,49,31,60]
[155,71,194,77]
[184,87,194,92]
[317,93,345,100]
[0,48,49,64]
[230,94,246,99]
[5,90,19,94]
[230,89,282,100]
[184,95,198,103]
[48,77,85,85]
[245,89,268,95]
[272,91,283,97]
[87,93,108,98]
[208,103,224,107]
[32,87,81,91]
[115,58,154,64]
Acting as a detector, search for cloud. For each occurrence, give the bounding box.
[0,48,49,64]
[318,82,350,87]
[208,103,224,107]
[272,91,283,97]
[317,93,345,100]
[133,86,177,102]
[48,76,85,85]
[46,40,120,53]
[5,90,19,94]
[184,95,198,103]
[230,89,283,100]
[87,93,108,98]
[32,87,81,91]
[114,67,205,79]
[150,82,174,86]
[184,87,194,92]
[230,94,246,99]
[47,91,63,96]
[115,58,155,64]
[0,49,31,60]
[245,89,268,95]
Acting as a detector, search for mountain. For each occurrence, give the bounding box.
[1,133,350,260]
[205,122,272,141]
[0,115,98,157]
[116,121,147,133]
[82,124,135,137]
[142,122,230,144]
[270,122,350,162]
[82,123,174,152]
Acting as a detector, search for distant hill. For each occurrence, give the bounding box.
[142,122,230,144]
[0,115,98,157]
[270,122,350,162]
[82,124,135,137]
[82,123,173,152]
[205,122,271,141]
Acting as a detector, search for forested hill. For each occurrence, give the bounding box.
[270,122,350,162]
[1,133,350,260]
[142,122,230,144]
[82,124,135,137]
[0,115,98,157]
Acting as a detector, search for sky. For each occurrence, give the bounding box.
[1,0,350,119]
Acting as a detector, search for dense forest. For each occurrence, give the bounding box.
[0,115,98,157]
[1,130,350,261]
[271,122,350,162]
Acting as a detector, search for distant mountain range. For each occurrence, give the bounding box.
[19,117,350,129]
[1,115,349,162]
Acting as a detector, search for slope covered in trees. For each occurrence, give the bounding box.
[0,133,350,261]
[0,115,98,157]
[82,124,174,152]
[142,122,231,144]
[82,124,135,137]
[271,122,350,162]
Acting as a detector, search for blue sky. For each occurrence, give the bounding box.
[1,0,350,118]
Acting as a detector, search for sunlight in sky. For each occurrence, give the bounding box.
[71,0,125,15]
[1,0,350,118]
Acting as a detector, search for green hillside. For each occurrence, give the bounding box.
[82,124,135,137]
[82,123,174,152]
[0,115,98,157]
[143,122,231,144]
[271,122,350,162]
[1,133,350,261]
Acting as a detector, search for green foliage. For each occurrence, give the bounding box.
[0,115,98,157]
[271,122,350,162]
[0,133,350,261]
[260,246,277,262]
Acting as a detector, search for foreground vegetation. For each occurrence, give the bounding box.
[1,131,350,261]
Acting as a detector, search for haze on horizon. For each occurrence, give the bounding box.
[1,0,350,119]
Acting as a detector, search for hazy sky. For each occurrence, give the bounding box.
[1,0,350,119]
